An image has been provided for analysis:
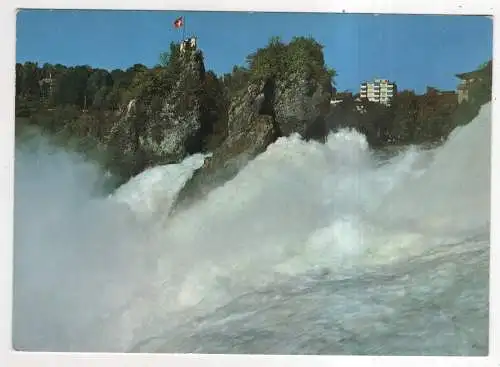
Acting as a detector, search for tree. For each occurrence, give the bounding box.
[245,36,336,88]
[51,66,91,107]
[20,62,41,100]
[86,69,113,108]
[15,63,23,97]
[159,51,170,67]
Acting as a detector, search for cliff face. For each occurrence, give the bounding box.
[15,43,493,217]
[15,37,335,197]
[106,50,212,177]
[173,62,333,211]
[274,74,332,138]
[173,80,279,210]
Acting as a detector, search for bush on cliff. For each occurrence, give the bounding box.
[246,36,336,87]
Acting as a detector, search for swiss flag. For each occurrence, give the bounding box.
[173,16,183,28]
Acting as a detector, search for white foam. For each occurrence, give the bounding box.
[12,103,491,352]
[111,153,209,221]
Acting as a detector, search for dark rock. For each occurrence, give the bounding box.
[173,69,332,211]
[172,41,336,210]
[274,74,332,139]
[173,79,280,211]
[304,115,328,143]
[107,50,211,177]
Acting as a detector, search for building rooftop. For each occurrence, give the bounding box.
[361,79,396,84]
[456,61,492,80]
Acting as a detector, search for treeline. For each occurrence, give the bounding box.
[16,61,140,165]
[14,36,336,152]
[330,62,492,146]
[15,36,492,161]
[15,42,227,146]
[331,89,459,145]
[16,62,144,114]
[15,42,227,118]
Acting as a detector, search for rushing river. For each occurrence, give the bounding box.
[12,103,490,355]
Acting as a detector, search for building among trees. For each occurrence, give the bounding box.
[360,79,397,106]
[456,61,492,104]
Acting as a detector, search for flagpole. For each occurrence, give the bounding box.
[183,14,186,40]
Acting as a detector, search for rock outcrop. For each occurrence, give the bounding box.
[107,50,212,178]
[274,74,332,139]
[173,65,333,211]
[17,38,333,206]
[16,47,493,200]
[173,79,280,210]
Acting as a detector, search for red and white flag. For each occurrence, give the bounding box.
[173,16,184,28]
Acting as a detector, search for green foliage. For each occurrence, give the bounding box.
[159,52,170,67]
[246,36,287,80]
[86,70,113,107]
[222,66,251,96]
[332,71,492,147]
[478,61,490,70]
[452,61,492,127]
[126,42,186,104]
[245,36,335,87]
[18,62,41,101]
[199,71,229,150]
[158,42,182,68]
[326,67,337,85]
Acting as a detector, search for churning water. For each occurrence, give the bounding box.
[12,103,491,355]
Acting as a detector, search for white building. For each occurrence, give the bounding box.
[360,79,397,106]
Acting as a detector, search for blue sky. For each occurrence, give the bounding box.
[16,10,492,94]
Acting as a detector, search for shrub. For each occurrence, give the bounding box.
[245,36,336,86]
